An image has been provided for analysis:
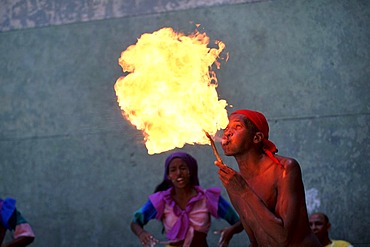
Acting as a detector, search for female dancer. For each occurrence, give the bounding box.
[130,151,243,247]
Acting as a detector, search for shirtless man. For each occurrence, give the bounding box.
[214,109,322,247]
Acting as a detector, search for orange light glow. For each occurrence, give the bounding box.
[114,27,229,154]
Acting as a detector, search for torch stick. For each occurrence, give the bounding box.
[204,131,224,165]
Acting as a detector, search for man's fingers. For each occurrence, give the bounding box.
[214,161,234,173]
[218,168,229,178]
[214,161,231,170]
[214,160,225,169]
[218,170,233,187]
[217,164,235,176]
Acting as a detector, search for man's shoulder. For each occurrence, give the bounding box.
[276,155,300,169]
[331,239,353,247]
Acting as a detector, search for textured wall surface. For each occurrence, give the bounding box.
[0,0,261,32]
[1,0,369,246]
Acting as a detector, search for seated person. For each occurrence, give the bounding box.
[309,212,353,247]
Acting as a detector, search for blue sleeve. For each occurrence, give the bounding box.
[132,200,158,227]
[217,196,240,225]
[0,198,17,230]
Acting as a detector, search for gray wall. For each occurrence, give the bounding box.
[1,0,369,246]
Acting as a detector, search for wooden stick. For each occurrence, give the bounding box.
[204,131,224,164]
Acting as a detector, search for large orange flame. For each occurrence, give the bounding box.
[114,27,229,154]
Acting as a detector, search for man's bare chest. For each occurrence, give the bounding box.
[247,174,278,211]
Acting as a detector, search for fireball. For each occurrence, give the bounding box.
[114,27,229,154]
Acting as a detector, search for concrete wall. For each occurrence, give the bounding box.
[1,0,369,246]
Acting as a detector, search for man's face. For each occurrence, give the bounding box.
[309,213,329,239]
[221,114,253,156]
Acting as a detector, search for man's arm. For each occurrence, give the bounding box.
[216,159,305,245]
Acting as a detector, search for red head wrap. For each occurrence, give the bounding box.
[231,109,281,167]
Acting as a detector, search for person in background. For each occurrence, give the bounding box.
[309,212,353,247]
[0,198,35,247]
[214,109,322,246]
[130,151,243,247]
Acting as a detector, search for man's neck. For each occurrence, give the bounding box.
[320,235,332,246]
[236,151,267,179]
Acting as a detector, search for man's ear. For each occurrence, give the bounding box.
[254,132,264,143]
[327,223,332,231]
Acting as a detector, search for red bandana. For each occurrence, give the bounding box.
[231,109,282,167]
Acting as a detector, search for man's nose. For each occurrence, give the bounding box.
[223,129,232,137]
